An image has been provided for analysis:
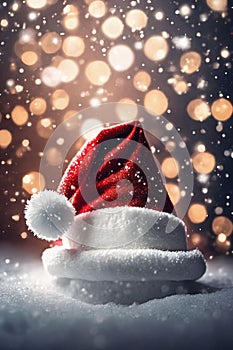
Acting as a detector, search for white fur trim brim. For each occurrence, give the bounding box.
[65,207,187,250]
[42,246,206,282]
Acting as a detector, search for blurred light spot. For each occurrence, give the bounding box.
[188,203,207,223]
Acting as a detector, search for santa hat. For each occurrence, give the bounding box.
[25,121,206,303]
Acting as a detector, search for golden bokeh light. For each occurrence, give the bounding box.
[187,99,211,121]
[51,89,69,110]
[206,0,227,12]
[125,9,148,31]
[211,98,232,121]
[173,80,189,95]
[45,147,63,166]
[161,157,179,178]
[144,35,169,61]
[108,45,135,71]
[192,152,216,174]
[180,51,201,74]
[88,1,106,18]
[133,70,151,92]
[0,129,12,148]
[41,66,61,87]
[11,105,29,126]
[85,60,111,86]
[29,97,47,115]
[62,5,79,30]
[40,32,62,54]
[188,203,208,224]
[26,0,47,9]
[22,171,45,194]
[58,59,79,83]
[101,16,124,39]
[144,89,168,115]
[165,183,181,205]
[212,216,233,236]
[116,98,138,122]
[36,118,54,138]
[62,36,85,57]
[21,51,38,66]
[81,118,103,140]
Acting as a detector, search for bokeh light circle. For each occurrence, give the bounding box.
[144,89,168,115]
[192,152,216,174]
[85,60,111,86]
[108,45,135,71]
[144,36,169,61]
[187,99,211,121]
[211,98,232,121]
[180,51,201,74]
[188,203,208,223]
[212,216,233,236]
[125,9,148,31]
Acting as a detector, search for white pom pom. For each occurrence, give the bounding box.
[24,190,75,241]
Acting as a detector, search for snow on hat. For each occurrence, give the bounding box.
[25,121,206,292]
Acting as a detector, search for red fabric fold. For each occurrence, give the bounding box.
[58,121,174,215]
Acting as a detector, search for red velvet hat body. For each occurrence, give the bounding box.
[58,121,174,215]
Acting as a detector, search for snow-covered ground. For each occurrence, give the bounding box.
[0,246,233,350]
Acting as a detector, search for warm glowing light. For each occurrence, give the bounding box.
[88,1,106,18]
[133,71,151,92]
[81,118,103,140]
[1,19,8,27]
[108,45,134,72]
[40,32,62,54]
[192,152,216,174]
[11,105,29,125]
[51,89,69,110]
[58,59,79,83]
[206,0,227,12]
[45,147,63,166]
[165,183,181,205]
[21,232,28,239]
[212,216,233,236]
[36,118,53,138]
[26,0,47,9]
[144,89,168,115]
[187,99,211,121]
[62,36,85,57]
[180,51,201,74]
[116,98,138,122]
[211,98,232,121]
[188,203,208,223]
[144,36,169,61]
[22,171,45,194]
[101,16,124,39]
[29,97,47,115]
[21,51,38,65]
[217,233,227,243]
[62,5,79,30]
[0,129,12,148]
[162,157,179,178]
[125,9,148,31]
[41,66,61,87]
[173,80,189,95]
[85,60,111,86]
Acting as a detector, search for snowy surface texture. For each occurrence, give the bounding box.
[64,207,187,250]
[42,246,206,282]
[0,247,233,350]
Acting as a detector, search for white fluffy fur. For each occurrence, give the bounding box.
[42,246,206,282]
[24,190,75,241]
